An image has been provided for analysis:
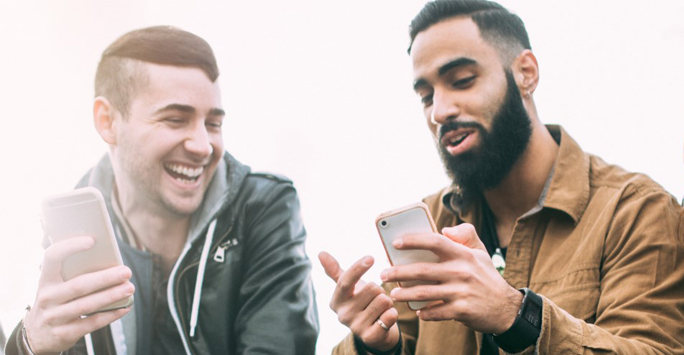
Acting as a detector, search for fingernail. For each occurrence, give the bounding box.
[389,288,397,299]
[380,270,388,281]
[119,267,131,279]
[392,238,402,248]
[362,256,373,267]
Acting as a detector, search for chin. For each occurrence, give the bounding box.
[163,196,204,217]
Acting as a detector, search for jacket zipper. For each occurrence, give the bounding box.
[213,238,239,263]
[167,224,234,355]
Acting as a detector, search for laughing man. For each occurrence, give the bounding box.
[7,26,318,355]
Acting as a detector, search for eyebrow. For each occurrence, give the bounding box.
[413,57,478,91]
[154,104,225,117]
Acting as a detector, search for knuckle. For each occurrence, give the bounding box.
[337,278,354,291]
[414,287,428,300]
[461,223,477,234]
[42,309,58,325]
[385,306,399,321]
[337,310,353,326]
[363,282,383,296]
[377,294,393,309]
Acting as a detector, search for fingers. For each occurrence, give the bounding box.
[59,280,134,317]
[356,298,398,339]
[41,237,95,283]
[392,232,463,260]
[346,291,400,352]
[441,224,486,251]
[331,255,374,302]
[381,260,450,283]
[389,284,455,303]
[319,251,343,282]
[416,301,462,322]
[26,307,131,354]
[335,282,385,324]
[44,266,132,306]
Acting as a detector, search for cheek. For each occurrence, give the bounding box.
[211,135,224,158]
[424,109,438,137]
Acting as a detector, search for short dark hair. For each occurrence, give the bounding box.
[408,0,531,64]
[94,26,219,117]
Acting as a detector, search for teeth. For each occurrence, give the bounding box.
[449,133,468,146]
[165,164,204,178]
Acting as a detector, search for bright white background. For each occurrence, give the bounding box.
[1,1,682,353]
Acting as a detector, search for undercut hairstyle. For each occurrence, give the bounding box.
[408,0,531,65]
[94,26,219,118]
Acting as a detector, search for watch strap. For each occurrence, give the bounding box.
[493,287,543,353]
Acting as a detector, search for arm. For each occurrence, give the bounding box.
[531,190,684,354]
[6,237,133,355]
[235,182,318,355]
[384,189,684,354]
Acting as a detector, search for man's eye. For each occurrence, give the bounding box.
[453,76,475,88]
[165,117,185,124]
[207,121,222,129]
[421,94,433,106]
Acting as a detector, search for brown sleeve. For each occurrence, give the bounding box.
[528,188,684,354]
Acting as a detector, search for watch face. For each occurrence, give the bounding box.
[524,299,541,328]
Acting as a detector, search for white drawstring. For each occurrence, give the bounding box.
[85,333,95,355]
[189,219,218,338]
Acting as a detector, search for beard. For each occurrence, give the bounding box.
[437,70,532,205]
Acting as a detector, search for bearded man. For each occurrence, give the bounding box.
[320,1,684,354]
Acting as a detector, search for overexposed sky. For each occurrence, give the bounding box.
[1,1,683,353]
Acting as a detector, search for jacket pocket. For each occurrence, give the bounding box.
[532,264,600,322]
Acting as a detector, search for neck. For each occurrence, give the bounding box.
[115,186,191,274]
[483,120,558,246]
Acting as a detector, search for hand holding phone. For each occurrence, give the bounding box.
[41,187,134,312]
[376,202,439,310]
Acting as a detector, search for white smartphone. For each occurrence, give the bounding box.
[376,202,439,310]
[41,187,133,313]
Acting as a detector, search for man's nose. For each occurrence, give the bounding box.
[430,91,460,126]
[185,122,213,157]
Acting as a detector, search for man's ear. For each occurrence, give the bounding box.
[93,97,118,145]
[512,49,539,96]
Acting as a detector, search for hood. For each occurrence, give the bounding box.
[75,151,251,244]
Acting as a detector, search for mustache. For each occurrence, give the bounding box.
[439,121,486,140]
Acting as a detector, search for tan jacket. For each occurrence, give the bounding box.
[333,126,684,355]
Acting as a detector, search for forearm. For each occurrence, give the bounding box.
[527,296,684,355]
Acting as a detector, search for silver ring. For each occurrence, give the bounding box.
[376,319,390,331]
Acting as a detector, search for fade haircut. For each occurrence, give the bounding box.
[408,0,531,65]
[94,26,219,118]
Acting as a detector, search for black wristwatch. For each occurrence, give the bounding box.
[493,287,543,353]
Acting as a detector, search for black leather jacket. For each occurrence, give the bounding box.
[6,153,319,355]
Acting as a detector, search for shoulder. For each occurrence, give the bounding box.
[587,154,677,211]
[239,172,296,199]
[422,186,460,230]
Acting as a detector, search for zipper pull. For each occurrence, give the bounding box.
[213,239,239,263]
[214,245,226,263]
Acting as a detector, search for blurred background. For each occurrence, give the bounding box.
[0,1,682,353]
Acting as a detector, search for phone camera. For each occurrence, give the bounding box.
[380,220,388,228]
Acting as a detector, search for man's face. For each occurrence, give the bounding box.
[411,17,531,195]
[111,63,225,217]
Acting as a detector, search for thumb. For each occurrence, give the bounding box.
[441,224,487,251]
[318,251,344,283]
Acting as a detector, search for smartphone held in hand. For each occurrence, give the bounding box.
[41,187,133,313]
[376,202,439,310]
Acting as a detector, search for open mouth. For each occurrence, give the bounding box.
[446,132,469,147]
[164,163,204,184]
